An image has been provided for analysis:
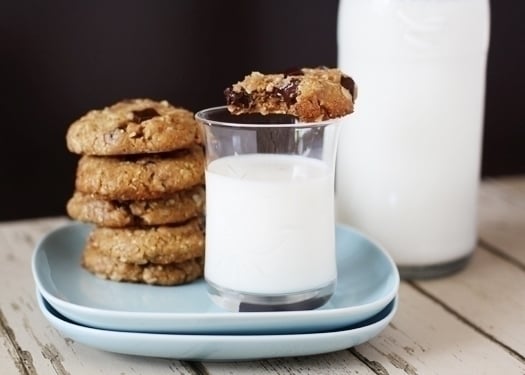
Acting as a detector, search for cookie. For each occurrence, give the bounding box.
[75,145,205,200]
[82,244,203,286]
[86,218,204,265]
[66,186,205,227]
[66,98,200,155]
[224,67,357,122]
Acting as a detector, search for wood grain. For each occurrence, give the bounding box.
[353,283,525,375]
[478,176,525,264]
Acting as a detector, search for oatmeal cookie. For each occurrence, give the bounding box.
[86,218,204,265]
[66,98,199,155]
[224,67,357,122]
[66,186,205,227]
[75,145,205,200]
[82,245,204,285]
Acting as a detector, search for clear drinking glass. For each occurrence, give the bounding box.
[195,106,343,312]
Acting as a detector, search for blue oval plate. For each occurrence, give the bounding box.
[37,291,398,361]
[32,222,399,334]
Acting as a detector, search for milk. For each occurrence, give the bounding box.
[205,154,337,294]
[336,0,490,271]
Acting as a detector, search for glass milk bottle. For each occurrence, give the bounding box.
[335,0,491,278]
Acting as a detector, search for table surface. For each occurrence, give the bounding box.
[1,176,524,375]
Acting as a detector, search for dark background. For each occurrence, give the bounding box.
[0,0,523,221]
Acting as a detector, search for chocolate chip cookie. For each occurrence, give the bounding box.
[66,98,199,155]
[66,185,205,227]
[86,218,204,265]
[82,244,204,285]
[75,145,205,200]
[224,67,357,122]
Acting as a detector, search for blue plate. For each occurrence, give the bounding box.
[37,291,398,361]
[32,222,399,334]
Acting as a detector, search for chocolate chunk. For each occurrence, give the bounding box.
[224,87,251,108]
[340,75,356,97]
[132,108,160,123]
[276,78,300,105]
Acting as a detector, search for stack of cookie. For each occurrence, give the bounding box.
[65,98,205,286]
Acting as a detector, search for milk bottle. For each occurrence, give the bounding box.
[336,0,491,278]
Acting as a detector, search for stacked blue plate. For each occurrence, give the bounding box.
[32,222,399,361]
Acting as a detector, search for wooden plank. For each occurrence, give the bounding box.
[478,176,525,264]
[202,351,375,374]
[412,246,525,358]
[0,218,70,375]
[0,309,27,375]
[0,218,196,375]
[352,283,525,374]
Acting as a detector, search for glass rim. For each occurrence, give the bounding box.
[194,105,344,129]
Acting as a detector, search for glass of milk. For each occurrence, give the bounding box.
[195,107,343,312]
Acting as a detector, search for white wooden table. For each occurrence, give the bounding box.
[1,176,524,374]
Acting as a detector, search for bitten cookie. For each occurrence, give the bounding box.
[82,245,204,286]
[66,98,199,155]
[66,185,205,227]
[224,67,357,122]
[75,145,205,200]
[86,218,205,265]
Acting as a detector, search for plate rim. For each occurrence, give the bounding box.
[36,290,398,360]
[32,221,399,329]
